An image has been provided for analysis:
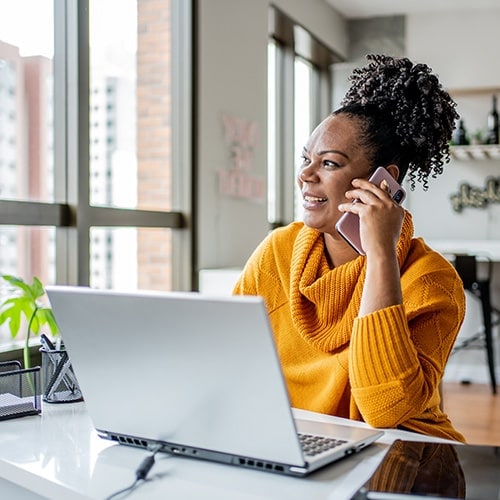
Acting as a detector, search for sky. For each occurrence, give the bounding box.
[0,0,137,59]
[0,0,54,57]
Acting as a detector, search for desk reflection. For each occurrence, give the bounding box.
[355,440,465,499]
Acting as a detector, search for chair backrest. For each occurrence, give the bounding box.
[454,254,477,290]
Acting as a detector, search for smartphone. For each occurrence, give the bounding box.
[335,167,406,255]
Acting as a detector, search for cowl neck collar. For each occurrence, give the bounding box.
[289,212,414,352]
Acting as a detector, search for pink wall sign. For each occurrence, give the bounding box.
[217,113,265,202]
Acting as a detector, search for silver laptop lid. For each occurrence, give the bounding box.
[46,287,305,466]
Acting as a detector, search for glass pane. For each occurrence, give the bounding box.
[90,227,172,291]
[0,226,55,284]
[294,58,312,220]
[0,0,54,203]
[89,0,173,211]
[0,226,56,345]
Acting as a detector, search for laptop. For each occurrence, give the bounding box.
[45,286,384,477]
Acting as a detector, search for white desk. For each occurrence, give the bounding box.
[0,402,448,500]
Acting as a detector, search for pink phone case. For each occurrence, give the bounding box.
[335,167,406,255]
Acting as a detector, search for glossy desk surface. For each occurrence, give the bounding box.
[0,402,447,500]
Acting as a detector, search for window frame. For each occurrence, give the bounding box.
[0,0,192,291]
[268,7,341,227]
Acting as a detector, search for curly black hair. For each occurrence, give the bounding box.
[336,54,458,190]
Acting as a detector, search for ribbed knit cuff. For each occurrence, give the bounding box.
[350,305,419,387]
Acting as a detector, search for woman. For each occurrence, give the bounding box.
[233,55,466,442]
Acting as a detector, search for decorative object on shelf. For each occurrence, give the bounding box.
[486,95,499,145]
[448,88,500,148]
[470,129,483,145]
[0,275,58,370]
[452,119,469,145]
[449,176,500,212]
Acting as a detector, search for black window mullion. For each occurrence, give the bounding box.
[86,207,185,228]
[0,201,71,226]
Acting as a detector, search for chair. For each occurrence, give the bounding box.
[451,254,499,395]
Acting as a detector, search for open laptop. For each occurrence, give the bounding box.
[46,286,383,477]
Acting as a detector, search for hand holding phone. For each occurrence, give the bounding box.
[335,167,406,255]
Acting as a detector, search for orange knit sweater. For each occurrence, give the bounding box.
[233,213,466,442]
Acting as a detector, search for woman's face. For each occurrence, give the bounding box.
[297,113,373,236]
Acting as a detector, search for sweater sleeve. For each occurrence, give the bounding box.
[349,257,465,430]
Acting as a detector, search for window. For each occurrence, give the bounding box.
[294,57,313,221]
[0,0,192,347]
[268,8,341,226]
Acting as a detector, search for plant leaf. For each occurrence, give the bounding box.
[31,277,45,301]
[17,297,36,319]
[0,279,38,338]
[37,307,59,336]
[0,297,23,337]
[1,275,32,296]
[1,275,58,368]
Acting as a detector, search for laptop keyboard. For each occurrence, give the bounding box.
[298,433,348,457]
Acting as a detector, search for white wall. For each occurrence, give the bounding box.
[406,9,500,384]
[272,0,348,59]
[406,10,500,90]
[197,0,269,273]
[405,9,500,243]
[196,0,347,273]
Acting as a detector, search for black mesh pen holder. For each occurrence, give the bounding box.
[0,361,42,420]
[41,347,83,404]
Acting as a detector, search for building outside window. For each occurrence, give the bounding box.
[0,0,191,347]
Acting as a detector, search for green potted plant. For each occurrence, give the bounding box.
[0,275,58,369]
[470,129,484,145]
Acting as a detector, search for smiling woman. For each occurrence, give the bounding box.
[234,54,466,444]
[297,112,373,239]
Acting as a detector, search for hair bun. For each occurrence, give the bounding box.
[341,55,458,189]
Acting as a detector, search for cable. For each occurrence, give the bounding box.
[104,477,140,500]
[104,446,163,500]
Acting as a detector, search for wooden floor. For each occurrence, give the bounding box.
[441,381,500,445]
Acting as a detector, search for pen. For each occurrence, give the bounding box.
[45,351,71,399]
[40,333,55,351]
[40,337,79,394]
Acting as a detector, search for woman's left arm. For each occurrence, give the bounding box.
[349,259,465,429]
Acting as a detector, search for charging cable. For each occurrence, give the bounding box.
[105,445,163,500]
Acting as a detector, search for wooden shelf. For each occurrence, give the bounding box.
[450,144,500,160]
[447,87,500,97]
